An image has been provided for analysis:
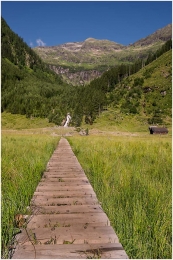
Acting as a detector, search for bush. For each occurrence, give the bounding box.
[133,77,144,87]
[129,105,138,114]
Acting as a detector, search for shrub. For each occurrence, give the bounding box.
[133,77,144,87]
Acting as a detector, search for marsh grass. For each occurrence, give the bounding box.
[1,133,60,257]
[68,136,172,259]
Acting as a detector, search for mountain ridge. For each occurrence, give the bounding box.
[33,24,172,85]
[35,23,172,49]
[131,23,172,46]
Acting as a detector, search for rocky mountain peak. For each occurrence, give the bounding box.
[85,37,97,42]
[131,23,172,47]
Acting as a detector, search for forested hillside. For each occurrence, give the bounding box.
[1,17,80,125]
[81,40,172,125]
[1,17,172,128]
[108,49,172,125]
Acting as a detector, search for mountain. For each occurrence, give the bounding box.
[33,24,172,85]
[131,24,172,47]
[1,16,172,129]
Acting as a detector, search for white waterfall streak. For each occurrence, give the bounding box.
[64,113,71,127]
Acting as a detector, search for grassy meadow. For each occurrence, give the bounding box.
[1,132,60,258]
[1,112,172,258]
[68,135,172,259]
[2,112,55,129]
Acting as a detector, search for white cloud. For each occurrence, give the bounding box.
[36,39,46,47]
[29,42,33,47]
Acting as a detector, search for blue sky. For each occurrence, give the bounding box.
[1,1,172,47]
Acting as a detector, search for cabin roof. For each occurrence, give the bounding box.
[149,126,168,134]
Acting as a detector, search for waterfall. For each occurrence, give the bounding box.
[64,113,71,127]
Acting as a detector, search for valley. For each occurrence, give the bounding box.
[1,15,172,259]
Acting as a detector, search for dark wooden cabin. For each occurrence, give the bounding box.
[149,126,168,134]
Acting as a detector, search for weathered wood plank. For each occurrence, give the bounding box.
[38,180,90,186]
[15,226,119,246]
[43,173,86,178]
[47,166,82,169]
[26,213,110,228]
[34,190,97,197]
[48,163,82,166]
[31,196,99,206]
[46,168,85,176]
[43,170,85,174]
[41,177,89,182]
[36,185,94,192]
[31,204,104,214]
[12,243,128,259]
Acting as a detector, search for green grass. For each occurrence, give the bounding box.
[68,135,172,259]
[81,108,172,135]
[1,112,56,130]
[86,110,149,132]
[1,111,172,258]
[1,132,60,258]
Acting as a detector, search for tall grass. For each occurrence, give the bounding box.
[68,136,172,259]
[1,133,60,258]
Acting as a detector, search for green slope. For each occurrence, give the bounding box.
[85,49,172,132]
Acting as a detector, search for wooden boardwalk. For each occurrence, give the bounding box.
[12,138,128,259]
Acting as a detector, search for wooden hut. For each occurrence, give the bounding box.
[149,126,168,134]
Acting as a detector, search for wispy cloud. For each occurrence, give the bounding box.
[29,42,33,47]
[36,39,46,46]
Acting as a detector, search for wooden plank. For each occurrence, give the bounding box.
[12,243,128,259]
[41,177,89,182]
[43,173,86,178]
[46,170,84,174]
[31,197,99,206]
[43,173,85,176]
[44,169,84,172]
[48,162,80,164]
[31,205,104,214]
[48,161,80,164]
[26,213,110,228]
[24,225,117,236]
[15,226,119,246]
[38,180,90,185]
[36,185,94,192]
[47,165,82,169]
[33,190,97,197]
[47,166,80,169]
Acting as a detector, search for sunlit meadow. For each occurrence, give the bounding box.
[2,130,171,259]
[1,133,60,257]
[68,135,171,259]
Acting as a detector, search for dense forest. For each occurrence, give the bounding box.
[1,17,172,126]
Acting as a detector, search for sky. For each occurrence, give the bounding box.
[1,1,172,48]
